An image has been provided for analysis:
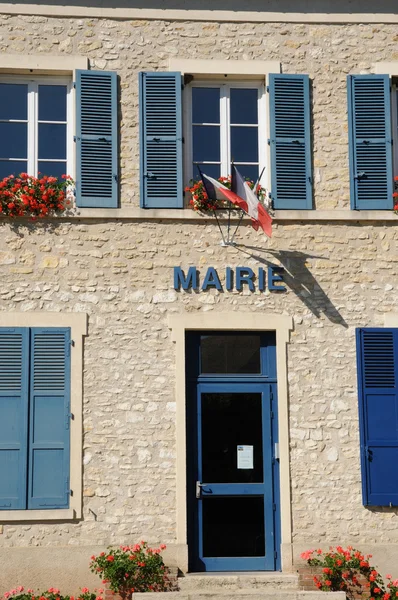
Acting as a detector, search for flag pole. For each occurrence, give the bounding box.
[227,160,235,244]
[227,202,231,244]
[197,165,228,246]
[254,166,266,198]
[212,208,227,246]
[229,209,245,245]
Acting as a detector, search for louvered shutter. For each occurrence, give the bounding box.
[139,72,183,208]
[357,328,398,505]
[76,70,118,208]
[28,329,71,509]
[348,75,393,210]
[269,74,312,209]
[0,329,29,509]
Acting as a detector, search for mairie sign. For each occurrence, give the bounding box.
[173,266,286,292]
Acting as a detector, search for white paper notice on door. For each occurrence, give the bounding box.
[237,445,254,469]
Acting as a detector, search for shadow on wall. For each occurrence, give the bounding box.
[4,0,398,13]
[235,243,349,328]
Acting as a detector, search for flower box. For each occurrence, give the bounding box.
[0,173,74,218]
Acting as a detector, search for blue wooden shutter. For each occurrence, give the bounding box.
[348,75,393,210]
[139,72,183,209]
[269,74,312,210]
[28,329,71,509]
[357,328,398,505]
[76,70,118,208]
[0,328,29,509]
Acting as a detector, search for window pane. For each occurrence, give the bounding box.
[192,88,220,124]
[231,126,258,162]
[201,334,261,374]
[38,85,67,122]
[0,83,27,120]
[193,163,220,180]
[38,123,66,160]
[230,88,258,125]
[0,160,27,179]
[193,125,220,162]
[203,497,265,557]
[236,164,259,184]
[0,123,27,159]
[38,161,67,180]
[201,392,263,483]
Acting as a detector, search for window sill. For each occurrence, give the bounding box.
[71,208,398,221]
[0,508,77,522]
[1,208,397,222]
[274,209,398,221]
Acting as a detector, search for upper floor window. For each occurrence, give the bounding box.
[139,71,313,211]
[0,77,73,180]
[391,81,398,180]
[348,74,396,210]
[0,70,118,209]
[185,82,266,186]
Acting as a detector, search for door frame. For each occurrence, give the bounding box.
[168,313,293,572]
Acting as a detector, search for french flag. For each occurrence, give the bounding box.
[231,165,272,238]
[198,168,248,212]
[198,166,272,238]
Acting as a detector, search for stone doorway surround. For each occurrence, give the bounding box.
[168,312,293,572]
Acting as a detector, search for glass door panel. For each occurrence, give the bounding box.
[200,334,261,374]
[202,496,265,558]
[201,392,263,483]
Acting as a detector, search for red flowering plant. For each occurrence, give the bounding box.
[0,173,74,219]
[394,176,398,214]
[384,574,398,600]
[301,546,386,600]
[185,175,267,212]
[89,541,173,596]
[2,587,103,600]
[3,587,35,600]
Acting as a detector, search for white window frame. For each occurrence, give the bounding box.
[184,79,267,188]
[0,74,74,179]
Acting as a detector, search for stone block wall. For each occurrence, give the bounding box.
[0,4,398,592]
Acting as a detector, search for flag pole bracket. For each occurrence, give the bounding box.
[213,206,242,247]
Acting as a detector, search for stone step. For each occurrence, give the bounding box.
[177,573,299,591]
[133,592,346,600]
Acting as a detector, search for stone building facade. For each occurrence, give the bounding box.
[1,0,398,593]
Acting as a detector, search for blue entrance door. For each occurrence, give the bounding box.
[186,332,280,572]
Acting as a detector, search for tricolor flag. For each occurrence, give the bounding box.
[198,166,272,238]
[231,164,272,238]
[198,168,247,212]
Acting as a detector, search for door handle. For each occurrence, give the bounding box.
[196,481,211,498]
[274,442,280,461]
